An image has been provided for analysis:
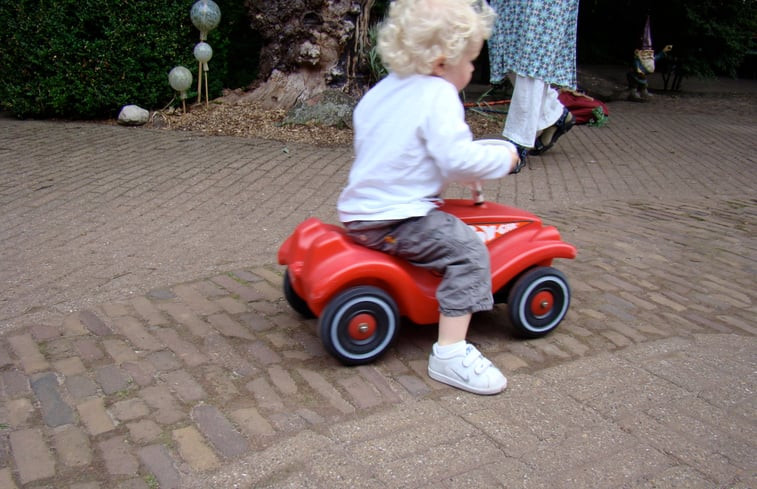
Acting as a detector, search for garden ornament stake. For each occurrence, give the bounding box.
[168,66,193,113]
[190,0,221,105]
[193,42,213,107]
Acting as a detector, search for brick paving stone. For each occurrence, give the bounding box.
[193,279,228,299]
[245,377,284,410]
[338,374,382,409]
[231,269,264,283]
[70,482,100,489]
[30,324,62,341]
[9,428,56,484]
[263,331,297,349]
[74,337,105,362]
[249,280,282,302]
[237,312,276,332]
[494,351,529,372]
[7,334,49,373]
[207,313,255,340]
[5,398,34,428]
[229,407,275,437]
[109,398,150,422]
[121,361,156,387]
[117,478,151,489]
[43,336,75,359]
[95,364,132,395]
[0,344,13,368]
[130,296,168,326]
[101,338,139,364]
[267,365,297,395]
[246,301,281,319]
[145,350,181,371]
[172,425,220,472]
[54,425,92,468]
[0,468,18,489]
[99,435,139,476]
[203,333,258,377]
[53,356,87,376]
[268,411,308,432]
[112,316,162,352]
[396,374,431,396]
[78,310,112,336]
[61,313,89,336]
[162,369,207,403]
[174,284,222,317]
[30,372,76,427]
[191,404,250,458]
[101,302,130,317]
[357,365,403,404]
[244,341,281,365]
[126,419,162,444]
[297,368,355,415]
[139,385,185,425]
[210,274,264,303]
[147,288,176,301]
[77,397,116,435]
[65,374,99,400]
[156,302,214,337]
[213,296,248,315]
[201,365,240,401]
[153,328,209,367]
[137,444,181,489]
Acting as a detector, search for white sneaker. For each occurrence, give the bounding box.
[428,343,507,395]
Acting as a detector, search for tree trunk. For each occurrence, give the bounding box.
[244,0,377,109]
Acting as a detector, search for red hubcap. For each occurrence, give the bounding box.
[530,290,554,316]
[348,313,377,340]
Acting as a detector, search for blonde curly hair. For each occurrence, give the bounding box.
[377,0,496,77]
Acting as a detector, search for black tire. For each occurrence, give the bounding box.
[283,269,315,318]
[507,267,570,338]
[318,286,400,365]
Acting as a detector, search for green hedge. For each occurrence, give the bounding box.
[0,0,260,119]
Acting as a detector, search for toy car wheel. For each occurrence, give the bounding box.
[507,267,570,338]
[283,269,315,318]
[319,286,399,365]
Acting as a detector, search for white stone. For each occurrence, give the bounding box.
[117,105,150,126]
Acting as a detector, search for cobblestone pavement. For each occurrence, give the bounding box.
[0,76,755,488]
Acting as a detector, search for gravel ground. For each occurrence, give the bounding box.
[143,66,756,147]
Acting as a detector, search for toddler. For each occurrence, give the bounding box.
[337,0,520,395]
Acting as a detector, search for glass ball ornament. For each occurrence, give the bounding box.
[190,0,221,40]
[193,42,213,65]
[168,66,193,99]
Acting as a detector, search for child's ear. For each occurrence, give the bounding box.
[431,57,446,76]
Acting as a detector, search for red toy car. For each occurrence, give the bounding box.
[278,190,577,365]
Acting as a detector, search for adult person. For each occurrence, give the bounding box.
[488,0,580,161]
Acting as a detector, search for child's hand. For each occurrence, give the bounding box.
[509,144,525,174]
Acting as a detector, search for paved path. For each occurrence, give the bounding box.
[0,77,755,488]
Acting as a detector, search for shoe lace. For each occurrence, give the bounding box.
[461,345,492,375]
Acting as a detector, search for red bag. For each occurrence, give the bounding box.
[558,90,610,125]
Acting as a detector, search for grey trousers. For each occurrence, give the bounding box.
[344,209,493,317]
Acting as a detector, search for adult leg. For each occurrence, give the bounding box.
[503,74,562,148]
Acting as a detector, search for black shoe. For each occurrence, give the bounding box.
[530,108,574,156]
[511,143,528,174]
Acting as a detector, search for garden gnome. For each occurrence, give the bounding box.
[627,16,672,101]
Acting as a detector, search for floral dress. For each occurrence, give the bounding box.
[487,0,579,89]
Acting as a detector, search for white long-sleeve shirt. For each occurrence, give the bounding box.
[337,72,516,223]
